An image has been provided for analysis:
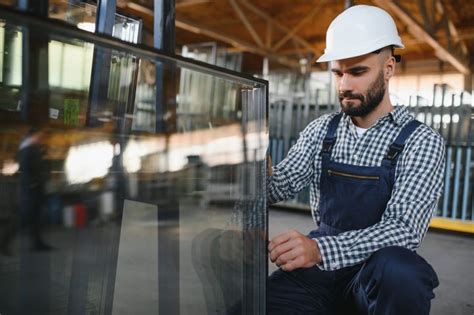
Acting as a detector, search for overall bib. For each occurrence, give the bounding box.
[268,113,439,315]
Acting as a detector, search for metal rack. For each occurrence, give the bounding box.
[269,82,474,231]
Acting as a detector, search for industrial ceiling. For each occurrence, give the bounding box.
[2,0,472,74]
[115,0,474,75]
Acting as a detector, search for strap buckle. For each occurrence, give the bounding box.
[385,143,404,160]
[322,139,335,153]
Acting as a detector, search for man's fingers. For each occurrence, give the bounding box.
[268,233,291,251]
[269,238,298,262]
[274,243,307,267]
[275,247,300,267]
[281,256,305,272]
[272,236,320,271]
[268,230,301,251]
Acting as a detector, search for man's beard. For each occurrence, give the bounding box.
[338,70,386,117]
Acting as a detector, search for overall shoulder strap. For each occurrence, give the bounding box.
[321,113,343,155]
[383,119,422,165]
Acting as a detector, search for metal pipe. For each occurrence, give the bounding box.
[413,95,421,120]
[263,57,269,80]
[466,105,474,220]
[152,3,180,314]
[154,0,176,133]
[442,147,452,217]
[304,69,310,124]
[313,89,319,123]
[18,0,48,15]
[87,0,116,126]
[18,0,49,125]
[96,0,116,34]
[20,29,30,122]
[447,94,455,145]
[437,85,446,135]
[452,147,463,219]
[461,147,471,220]
[154,0,175,54]
[276,101,284,163]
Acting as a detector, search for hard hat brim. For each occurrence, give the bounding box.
[317,42,404,63]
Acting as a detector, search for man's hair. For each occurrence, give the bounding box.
[372,46,401,63]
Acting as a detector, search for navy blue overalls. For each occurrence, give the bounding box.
[267,113,439,315]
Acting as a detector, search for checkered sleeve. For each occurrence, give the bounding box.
[267,115,330,204]
[314,127,445,271]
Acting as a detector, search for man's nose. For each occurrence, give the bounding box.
[338,74,353,93]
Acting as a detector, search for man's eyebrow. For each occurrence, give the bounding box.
[348,66,369,72]
[331,66,370,73]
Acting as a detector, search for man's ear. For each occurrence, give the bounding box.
[384,56,396,80]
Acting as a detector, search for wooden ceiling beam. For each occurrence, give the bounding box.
[272,0,326,52]
[238,0,322,57]
[176,16,300,68]
[228,0,264,48]
[435,0,469,56]
[120,2,299,68]
[176,0,211,9]
[265,20,272,50]
[372,0,470,74]
[291,39,305,61]
[276,45,323,56]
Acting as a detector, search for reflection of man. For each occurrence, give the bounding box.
[0,171,18,256]
[18,128,52,250]
[267,5,444,314]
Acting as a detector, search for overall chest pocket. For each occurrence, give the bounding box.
[320,167,390,231]
[327,169,380,181]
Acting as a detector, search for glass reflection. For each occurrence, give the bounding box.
[18,129,53,251]
[0,9,267,315]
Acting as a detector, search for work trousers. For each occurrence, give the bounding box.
[267,246,439,315]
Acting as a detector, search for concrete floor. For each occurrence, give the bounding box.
[0,204,472,314]
[269,207,474,315]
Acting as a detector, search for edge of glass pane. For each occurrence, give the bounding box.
[0,5,268,88]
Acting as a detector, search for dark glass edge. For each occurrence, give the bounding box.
[0,4,269,88]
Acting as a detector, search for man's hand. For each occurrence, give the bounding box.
[268,229,322,272]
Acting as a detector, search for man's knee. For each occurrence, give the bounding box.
[267,268,336,314]
[360,246,438,299]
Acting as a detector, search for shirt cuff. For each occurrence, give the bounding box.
[313,236,343,271]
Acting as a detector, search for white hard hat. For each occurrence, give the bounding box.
[317,5,404,63]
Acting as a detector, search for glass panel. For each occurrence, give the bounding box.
[0,8,267,315]
[48,2,142,43]
[0,2,141,43]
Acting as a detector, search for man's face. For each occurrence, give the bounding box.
[331,53,389,117]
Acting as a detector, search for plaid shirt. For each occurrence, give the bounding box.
[268,106,445,271]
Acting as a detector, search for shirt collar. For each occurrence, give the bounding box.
[341,105,411,128]
[389,106,409,125]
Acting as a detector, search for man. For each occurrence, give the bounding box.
[18,128,52,250]
[267,5,444,315]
